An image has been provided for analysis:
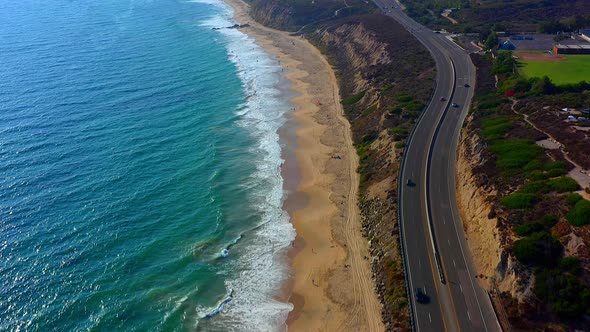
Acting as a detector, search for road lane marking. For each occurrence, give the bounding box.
[467,311,471,321]
[429,313,432,323]
[453,259,456,267]
[459,284,463,293]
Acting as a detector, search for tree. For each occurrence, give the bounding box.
[513,231,562,265]
[484,31,498,50]
[530,76,557,95]
[567,199,590,226]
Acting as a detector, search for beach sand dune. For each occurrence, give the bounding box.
[223,0,384,330]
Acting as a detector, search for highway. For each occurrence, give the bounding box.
[370,1,503,331]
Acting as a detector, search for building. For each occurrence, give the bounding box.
[553,44,590,54]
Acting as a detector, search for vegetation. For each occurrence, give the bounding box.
[490,139,541,171]
[342,90,366,105]
[520,56,590,86]
[512,231,562,266]
[547,176,579,193]
[566,193,583,206]
[501,193,537,209]
[480,116,512,140]
[566,199,590,226]
[535,266,590,319]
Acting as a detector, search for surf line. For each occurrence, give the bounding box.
[205,289,235,319]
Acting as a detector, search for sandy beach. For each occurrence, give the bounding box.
[223,0,383,330]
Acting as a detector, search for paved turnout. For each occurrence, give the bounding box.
[370,1,503,331]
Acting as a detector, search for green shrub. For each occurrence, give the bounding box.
[513,231,562,265]
[566,199,590,226]
[395,141,406,148]
[547,177,579,192]
[342,90,366,105]
[389,107,402,115]
[481,116,513,141]
[559,256,581,275]
[519,181,549,194]
[547,168,567,177]
[526,170,548,181]
[514,221,544,237]
[491,140,542,171]
[403,101,425,113]
[545,161,568,177]
[396,94,412,102]
[363,104,378,115]
[535,267,590,319]
[566,193,583,206]
[381,84,393,92]
[501,193,537,209]
[540,214,559,228]
[390,127,408,140]
[545,160,568,171]
[523,159,544,171]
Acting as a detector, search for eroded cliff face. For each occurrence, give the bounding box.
[248,1,293,30]
[457,115,534,303]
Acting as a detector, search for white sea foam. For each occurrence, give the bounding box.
[195,2,296,332]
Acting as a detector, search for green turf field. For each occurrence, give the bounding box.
[519,55,590,85]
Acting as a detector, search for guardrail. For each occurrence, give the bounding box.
[424,57,457,284]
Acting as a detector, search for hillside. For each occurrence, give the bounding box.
[400,0,590,33]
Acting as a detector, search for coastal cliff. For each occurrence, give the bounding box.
[457,115,534,303]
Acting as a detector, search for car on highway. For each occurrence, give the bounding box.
[406,179,414,186]
[451,102,459,107]
[439,96,446,101]
[415,287,430,304]
[464,83,470,87]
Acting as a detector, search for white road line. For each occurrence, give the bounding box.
[429,313,432,323]
[467,311,471,321]
[459,284,463,293]
[453,259,456,267]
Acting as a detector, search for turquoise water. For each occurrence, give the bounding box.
[0,0,295,330]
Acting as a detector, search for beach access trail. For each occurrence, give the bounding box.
[223,0,384,330]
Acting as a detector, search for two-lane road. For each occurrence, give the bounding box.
[371,1,502,331]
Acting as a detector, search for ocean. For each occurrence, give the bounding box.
[0,0,296,330]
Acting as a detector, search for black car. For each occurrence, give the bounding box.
[464,83,470,87]
[451,102,459,108]
[406,179,414,186]
[415,287,430,304]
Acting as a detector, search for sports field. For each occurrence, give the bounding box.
[518,53,590,85]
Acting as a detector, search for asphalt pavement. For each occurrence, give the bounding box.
[370,1,503,331]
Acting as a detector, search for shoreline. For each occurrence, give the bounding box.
[222,0,384,330]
